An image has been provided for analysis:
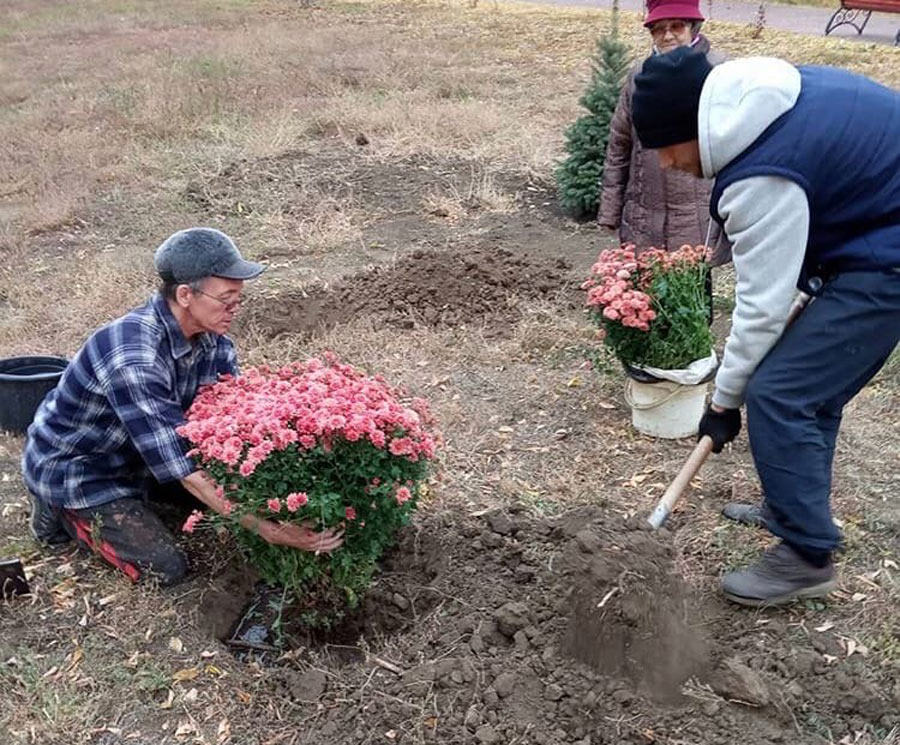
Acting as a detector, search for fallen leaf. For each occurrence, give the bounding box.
[183,688,199,704]
[823,654,838,664]
[168,637,184,653]
[172,667,200,682]
[67,646,84,672]
[815,621,835,633]
[160,689,175,710]
[200,650,217,659]
[598,400,616,409]
[385,731,397,741]
[205,664,225,677]
[174,720,196,739]
[851,592,867,602]
[883,559,898,570]
[236,690,252,704]
[217,718,231,744]
[846,639,858,657]
[567,376,582,388]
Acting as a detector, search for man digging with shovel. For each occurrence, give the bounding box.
[631,48,900,606]
[23,228,343,585]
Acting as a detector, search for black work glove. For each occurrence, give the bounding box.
[698,405,741,454]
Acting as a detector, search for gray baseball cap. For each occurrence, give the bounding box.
[154,228,265,284]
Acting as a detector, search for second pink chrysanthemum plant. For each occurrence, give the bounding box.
[583,243,713,371]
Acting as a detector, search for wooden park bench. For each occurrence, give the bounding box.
[824,0,900,45]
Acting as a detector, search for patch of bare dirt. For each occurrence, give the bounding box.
[187,506,899,745]
[238,246,577,339]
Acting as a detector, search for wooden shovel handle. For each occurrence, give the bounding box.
[647,436,715,529]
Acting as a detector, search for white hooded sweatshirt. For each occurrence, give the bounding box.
[698,57,809,410]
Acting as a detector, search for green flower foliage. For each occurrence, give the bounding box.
[202,440,428,624]
[597,260,713,369]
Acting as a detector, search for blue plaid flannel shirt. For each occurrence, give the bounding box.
[23,293,237,510]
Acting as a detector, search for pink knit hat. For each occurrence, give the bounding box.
[644,0,705,27]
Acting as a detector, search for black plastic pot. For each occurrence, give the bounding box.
[0,356,69,434]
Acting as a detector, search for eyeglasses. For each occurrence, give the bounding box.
[192,288,244,312]
[649,19,690,38]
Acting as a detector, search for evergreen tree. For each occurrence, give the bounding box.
[555,9,630,219]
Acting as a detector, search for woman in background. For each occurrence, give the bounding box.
[598,0,729,267]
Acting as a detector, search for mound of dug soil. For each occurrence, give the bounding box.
[196,507,899,744]
[242,246,574,339]
[562,519,709,702]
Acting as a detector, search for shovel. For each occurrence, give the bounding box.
[647,288,815,530]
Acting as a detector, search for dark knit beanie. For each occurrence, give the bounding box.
[632,46,713,149]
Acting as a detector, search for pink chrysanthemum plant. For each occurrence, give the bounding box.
[582,244,713,371]
[177,353,439,620]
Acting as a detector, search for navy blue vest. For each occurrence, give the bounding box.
[710,66,900,279]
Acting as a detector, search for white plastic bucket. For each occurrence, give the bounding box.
[624,377,708,439]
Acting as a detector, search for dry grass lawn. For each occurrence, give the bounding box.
[1,1,899,744]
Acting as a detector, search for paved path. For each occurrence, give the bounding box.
[508,0,899,45]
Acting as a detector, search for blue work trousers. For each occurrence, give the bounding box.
[744,269,900,553]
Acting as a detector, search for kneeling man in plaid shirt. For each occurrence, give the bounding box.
[23,228,342,585]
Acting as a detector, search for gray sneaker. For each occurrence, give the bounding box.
[722,502,769,529]
[28,493,70,546]
[722,543,836,607]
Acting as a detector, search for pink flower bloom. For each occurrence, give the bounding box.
[221,499,234,516]
[267,498,282,513]
[345,506,357,521]
[286,492,308,511]
[180,357,439,476]
[182,509,204,533]
[395,486,412,505]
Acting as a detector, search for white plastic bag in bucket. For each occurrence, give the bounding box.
[623,352,717,439]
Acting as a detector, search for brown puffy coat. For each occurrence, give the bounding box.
[598,37,731,266]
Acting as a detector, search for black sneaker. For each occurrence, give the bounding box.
[722,542,836,607]
[28,493,70,546]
